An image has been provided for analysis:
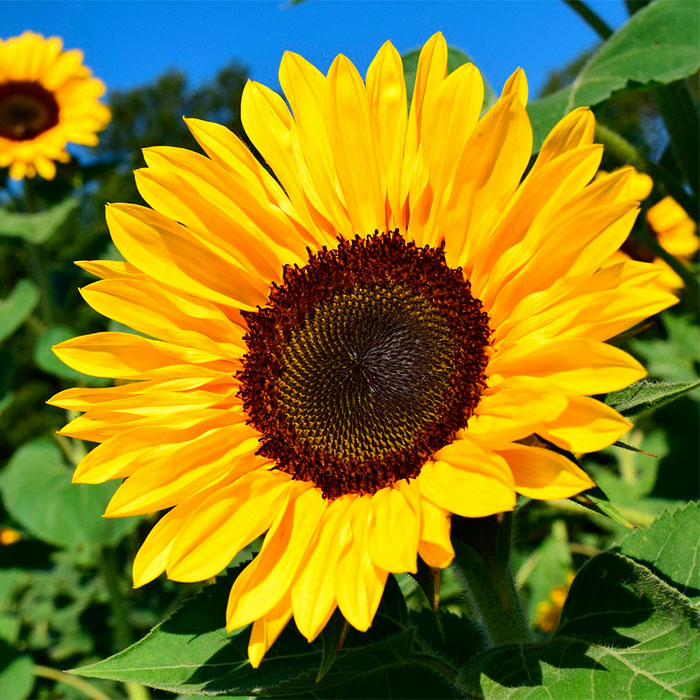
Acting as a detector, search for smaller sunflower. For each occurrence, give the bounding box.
[0,31,110,180]
[603,169,699,291]
[535,571,575,633]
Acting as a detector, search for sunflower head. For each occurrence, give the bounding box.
[50,32,677,668]
[0,31,111,179]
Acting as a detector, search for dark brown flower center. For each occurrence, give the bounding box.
[239,231,491,498]
[0,81,60,141]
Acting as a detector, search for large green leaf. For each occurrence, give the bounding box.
[528,0,700,150]
[459,552,700,698]
[0,198,78,244]
[402,46,497,110]
[72,572,429,696]
[605,379,700,417]
[0,279,39,343]
[0,439,139,549]
[619,502,700,603]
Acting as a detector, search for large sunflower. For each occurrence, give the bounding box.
[50,34,677,667]
[0,31,110,179]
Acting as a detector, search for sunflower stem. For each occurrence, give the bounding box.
[451,512,530,647]
[562,0,613,40]
[23,178,56,325]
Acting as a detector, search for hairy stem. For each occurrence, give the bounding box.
[452,513,530,647]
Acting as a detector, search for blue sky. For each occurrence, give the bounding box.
[5,1,628,98]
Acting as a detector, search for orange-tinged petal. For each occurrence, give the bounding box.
[496,443,594,499]
[418,499,454,569]
[166,470,292,582]
[226,486,326,630]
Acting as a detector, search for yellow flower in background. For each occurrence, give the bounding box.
[535,571,575,633]
[0,31,110,180]
[50,33,676,667]
[0,527,21,546]
[603,169,699,291]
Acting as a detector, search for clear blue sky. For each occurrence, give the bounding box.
[5,1,628,98]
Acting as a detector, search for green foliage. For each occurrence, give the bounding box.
[73,572,426,697]
[460,552,700,698]
[0,198,78,245]
[606,378,700,416]
[619,502,700,602]
[0,280,39,342]
[0,439,139,549]
[528,0,700,149]
[0,3,698,698]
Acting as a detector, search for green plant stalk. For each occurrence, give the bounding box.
[451,513,530,647]
[563,0,613,39]
[33,664,113,700]
[98,547,150,700]
[23,179,56,325]
[652,80,700,203]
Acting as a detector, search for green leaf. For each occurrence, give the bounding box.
[619,502,700,603]
[0,279,39,342]
[72,571,419,696]
[0,198,78,244]
[0,643,34,700]
[402,47,497,110]
[0,439,139,549]
[459,552,700,699]
[572,485,635,528]
[34,325,108,384]
[528,0,700,150]
[606,379,700,417]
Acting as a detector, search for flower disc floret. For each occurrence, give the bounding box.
[240,231,491,498]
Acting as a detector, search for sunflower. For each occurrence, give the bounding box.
[602,168,699,291]
[50,33,677,667]
[0,31,110,180]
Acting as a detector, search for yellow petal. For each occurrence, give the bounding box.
[496,443,594,499]
[367,484,419,573]
[335,496,388,632]
[533,107,595,171]
[366,40,408,227]
[248,591,293,669]
[166,471,292,582]
[292,495,356,642]
[488,338,646,394]
[104,424,262,517]
[418,499,454,569]
[226,486,326,630]
[419,439,515,517]
[468,377,567,444]
[53,331,227,379]
[539,395,632,453]
[325,54,385,235]
[131,479,225,588]
[106,203,268,312]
